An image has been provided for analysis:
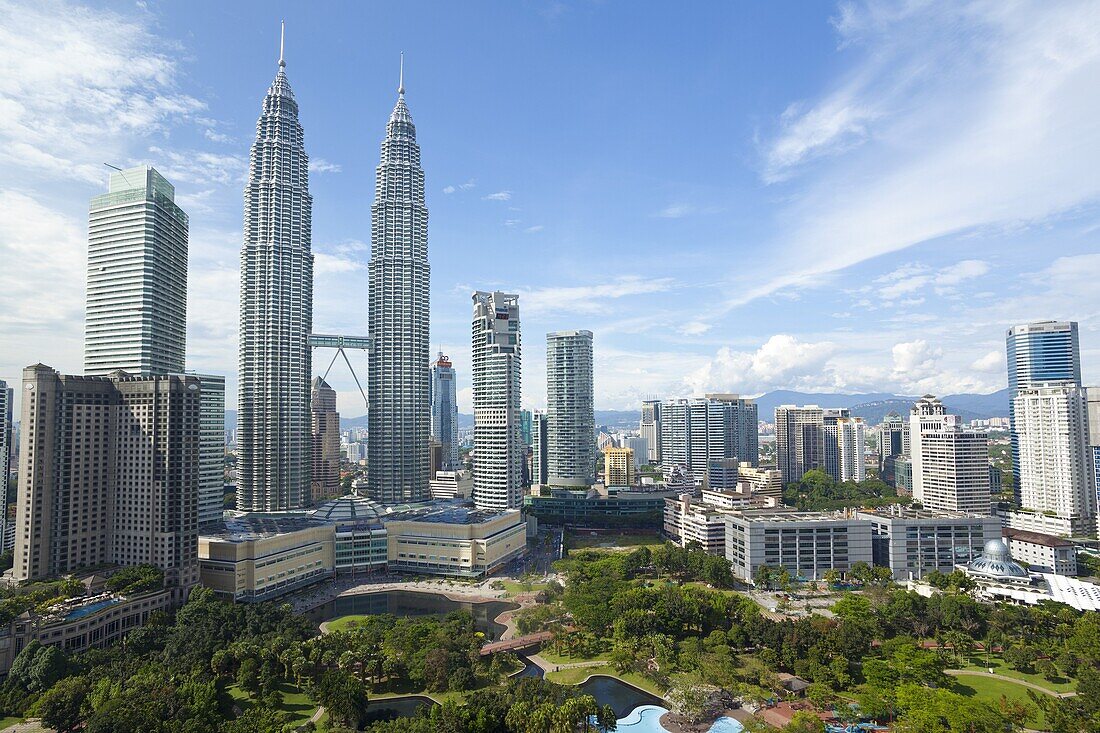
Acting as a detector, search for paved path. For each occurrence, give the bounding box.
[525,653,609,673]
[946,669,1076,698]
[307,706,326,725]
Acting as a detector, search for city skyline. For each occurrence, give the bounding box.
[3,2,1100,420]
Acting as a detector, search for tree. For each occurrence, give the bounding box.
[754,565,773,590]
[315,670,369,729]
[236,657,261,696]
[35,675,87,733]
[784,710,825,733]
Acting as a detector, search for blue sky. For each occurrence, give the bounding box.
[2,0,1099,416]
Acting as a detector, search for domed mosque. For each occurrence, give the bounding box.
[965,539,1031,584]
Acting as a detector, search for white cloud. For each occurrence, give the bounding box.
[731,0,1100,312]
[524,225,544,233]
[682,321,712,336]
[685,335,838,395]
[483,191,512,201]
[442,185,456,194]
[309,158,342,174]
[520,276,675,317]
[203,128,231,144]
[891,339,941,380]
[764,96,879,181]
[873,259,990,302]
[0,0,205,184]
[145,146,246,186]
[657,203,693,218]
[971,350,1005,373]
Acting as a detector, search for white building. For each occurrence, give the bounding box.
[0,381,11,553]
[430,471,474,500]
[737,462,784,498]
[858,507,1001,580]
[471,292,523,510]
[724,511,873,583]
[1003,528,1077,575]
[624,436,649,471]
[663,494,731,555]
[909,395,990,514]
[1007,382,1095,537]
[659,396,759,483]
[837,417,866,482]
[640,399,662,463]
[546,330,595,487]
[237,48,313,511]
[85,166,188,377]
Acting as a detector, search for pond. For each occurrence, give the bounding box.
[615,705,744,733]
[363,694,434,724]
[304,590,519,639]
[577,675,665,719]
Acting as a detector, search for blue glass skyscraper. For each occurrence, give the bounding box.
[1006,321,1081,502]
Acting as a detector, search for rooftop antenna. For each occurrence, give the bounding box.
[398,51,405,96]
[279,20,286,68]
[103,162,136,189]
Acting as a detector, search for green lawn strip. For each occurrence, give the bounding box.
[370,689,467,705]
[956,655,1076,693]
[565,532,666,550]
[227,682,318,725]
[500,580,549,596]
[545,664,666,697]
[949,674,1051,730]
[0,717,21,730]
[539,649,613,665]
[324,614,373,633]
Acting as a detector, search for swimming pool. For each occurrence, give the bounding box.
[613,705,744,733]
[64,598,120,620]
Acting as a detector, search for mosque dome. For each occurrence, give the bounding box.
[966,539,1029,579]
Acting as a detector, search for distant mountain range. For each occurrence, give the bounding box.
[225,388,1009,433]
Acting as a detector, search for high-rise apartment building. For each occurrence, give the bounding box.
[84,166,188,377]
[311,377,341,504]
[238,40,314,511]
[1009,382,1095,537]
[531,411,548,486]
[367,63,431,504]
[1089,388,1100,537]
[909,395,990,514]
[1007,321,1081,500]
[192,373,225,527]
[0,381,11,553]
[546,331,595,487]
[837,416,866,482]
[775,405,825,484]
[822,408,851,481]
[879,411,908,485]
[640,399,662,464]
[471,292,523,509]
[604,447,635,487]
[659,395,758,483]
[430,353,459,472]
[624,436,649,471]
[520,410,533,447]
[14,365,200,596]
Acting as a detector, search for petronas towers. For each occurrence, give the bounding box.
[366,62,432,504]
[238,37,431,509]
[237,33,314,511]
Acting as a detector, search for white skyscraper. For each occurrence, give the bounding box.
[640,399,662,464]
[546,330,595,487]
[471,292,523,509]
[836,416,866,482]
[367,59,431,504]
[1010,382,1095,537]
[909,395,990,514]
[0,380,11,552]
[659,395,759,482]
[430,354,459,472]
[84,166,187,376]
[237,32,314,511]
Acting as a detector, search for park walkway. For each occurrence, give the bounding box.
[946,669,1076,698]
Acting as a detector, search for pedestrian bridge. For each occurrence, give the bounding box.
[480,631,553,656]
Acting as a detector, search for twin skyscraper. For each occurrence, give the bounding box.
[238,37,432,511]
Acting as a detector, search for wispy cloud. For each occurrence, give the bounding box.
[483,190,512,201]
[203,128,231,144]
[520,276,675,317]
[309,158,342,174]
[524,225,544,233]
[145,146,246,186]
[731,0,1100,312]
[443,178,476,194]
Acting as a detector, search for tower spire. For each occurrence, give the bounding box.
[279,20,286,68]
[398,52,405,96]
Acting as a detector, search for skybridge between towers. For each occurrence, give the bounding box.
[309,333,372,407]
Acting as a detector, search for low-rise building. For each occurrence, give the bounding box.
[523,486,677,527]
[430,471,473,500]
[736,462,784,498]
[857,507,1001,580]
[1002,528,1077,575]
[724,511,873,583]
[198,497,528,601]
[663,494,731,555]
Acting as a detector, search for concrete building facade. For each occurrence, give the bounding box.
[546,330,595,487]
[310,377,341,504]
[909,395,990,514]
[724,511,873,583]
[775,406,824,484]
[858,507,1001,580]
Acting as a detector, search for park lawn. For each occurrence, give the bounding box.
[371,689,467,705]
[545,664,666,697]
[227,681,317,726]
[0,717,21,730]
[501,580,550,596]
[324,614,373,633]
[539,649,613,665]
[956,655,1076,693]
[949,674,1051,730]
[565,531,666,550]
